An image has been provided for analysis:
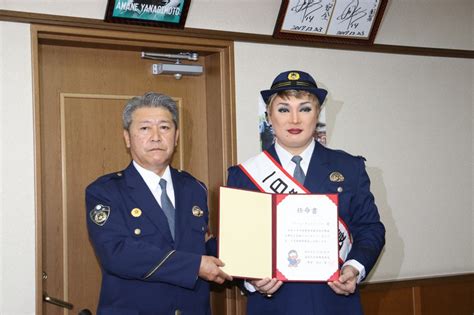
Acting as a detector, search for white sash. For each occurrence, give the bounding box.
[239,151,352,264]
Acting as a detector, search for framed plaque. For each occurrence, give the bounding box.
[105,0,192,29]
[273,0,388,44]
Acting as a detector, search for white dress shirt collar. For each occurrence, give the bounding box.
[132,161,175,206]
[274,139,315,175]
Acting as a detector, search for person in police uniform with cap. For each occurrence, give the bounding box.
[227,70,385,315]
[86,92,232,315]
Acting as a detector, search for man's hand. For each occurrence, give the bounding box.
[250,278,283,296]
[328,265,359,295]
[198,256,233,284]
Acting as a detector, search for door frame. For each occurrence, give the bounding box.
[31,24,240,315]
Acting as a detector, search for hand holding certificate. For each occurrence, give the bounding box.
[218,187,340,282]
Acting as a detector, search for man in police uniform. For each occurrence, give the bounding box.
[86,92,231,315]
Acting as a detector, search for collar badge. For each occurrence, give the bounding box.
[192,206,204,217]
[330,171,344,182]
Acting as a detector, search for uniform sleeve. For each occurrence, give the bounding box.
[226,166,240,188]
[226,166,254,189]
[206,237,217,257]
[345,158,385,276]
[193,177,217,257]
[86,181,202,289]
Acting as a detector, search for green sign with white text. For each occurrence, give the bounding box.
[112,0,185,24]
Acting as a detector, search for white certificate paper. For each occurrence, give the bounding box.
[218,187,339,282]
[275,194,339,281]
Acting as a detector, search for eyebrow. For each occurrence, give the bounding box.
[137,119,172,124]
[275,101,313,107]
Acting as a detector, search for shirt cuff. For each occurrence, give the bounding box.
[243,280,257,292]
[343,259,366,283]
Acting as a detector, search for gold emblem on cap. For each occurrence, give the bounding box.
[192,206,204,217]
[288,72,300,80]
[330,172,344,182]
[134,228,141,235]
[131,208,142,218]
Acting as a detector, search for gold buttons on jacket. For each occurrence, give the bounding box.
[131,208,142,217]
[134,228,141,235]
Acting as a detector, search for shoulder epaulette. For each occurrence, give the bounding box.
[176,169,191,177]
[95,170,125,184]
[177,169,208,192]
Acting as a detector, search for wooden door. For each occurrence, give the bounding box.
[33,26,241,315]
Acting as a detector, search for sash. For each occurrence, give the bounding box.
[239,150,352,264]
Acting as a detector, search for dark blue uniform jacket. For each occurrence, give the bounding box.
[227,142,385,315]
[86,162,215,315]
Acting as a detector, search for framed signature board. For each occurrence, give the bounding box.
[273,0,388,45]
[105,0,191,29]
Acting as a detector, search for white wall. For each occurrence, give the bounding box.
[234,43,473,281]
[0,0,473,50]
[375,0,473,50]
[0,22,36,315]
[192,0,474,50]
[0,0,472,314]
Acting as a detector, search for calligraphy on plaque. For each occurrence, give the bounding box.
[273,0,388,44]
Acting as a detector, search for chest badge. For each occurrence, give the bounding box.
[90,204,110,226]
[329,171,344,182]
[192,206,204,217]
[131,208,142,218]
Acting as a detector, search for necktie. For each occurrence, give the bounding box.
[291,155,305,184]
[159,178,175,239]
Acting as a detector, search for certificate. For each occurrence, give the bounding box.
[218,187,339,282]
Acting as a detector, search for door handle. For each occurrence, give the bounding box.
[43,293,74,310]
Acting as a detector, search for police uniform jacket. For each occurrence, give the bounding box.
[86,162,214,315]
[227,142,385,315]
